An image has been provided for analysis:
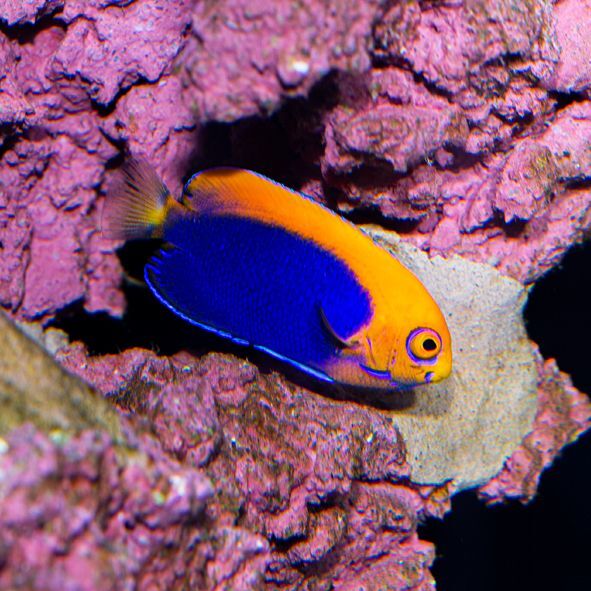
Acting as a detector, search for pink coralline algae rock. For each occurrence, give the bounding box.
[100,75,198,192]
[0,1,195,320]
[403,102,591,283]
[1,0,591,589]
[547,0,591,93]
[0,423,269,591]
[57,345,450,590]
[184,0,387,121]
[0,0,63,26]
[0,36,31,132]
[51,0,189,107]
[324,68,469,178]
[372,0,557,101]
[322,0,591,284]
[479,355,591,504]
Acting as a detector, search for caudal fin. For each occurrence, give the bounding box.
[102,158,173,241]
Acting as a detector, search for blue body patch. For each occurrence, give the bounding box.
[144,215,373,381]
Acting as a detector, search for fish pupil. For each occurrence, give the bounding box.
[423,338,437,351]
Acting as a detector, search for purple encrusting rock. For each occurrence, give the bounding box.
[57,345,449,589]
[0,424,268,591]
[480,356,591,504]
[1,0,591,589]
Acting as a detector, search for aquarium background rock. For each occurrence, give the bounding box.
[1,0,591,589]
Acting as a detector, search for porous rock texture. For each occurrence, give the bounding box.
[58,345,445,590]
[366,229,538,488]
[480,355,591,504]
[1,0,591,589]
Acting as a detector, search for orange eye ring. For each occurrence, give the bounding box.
[406,328,442,362]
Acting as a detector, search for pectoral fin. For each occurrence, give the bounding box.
[318,305,356,349]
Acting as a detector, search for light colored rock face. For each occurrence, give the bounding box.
[366,228,538,488]
[0,310,123,442]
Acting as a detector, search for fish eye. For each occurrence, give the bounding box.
[423,338,437,352]
[406,328,442,362]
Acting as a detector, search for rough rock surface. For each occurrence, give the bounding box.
[1,0,591,589]
[57,345,446,590]
[322,0,591,285]
[0,425,239,591]
[0,313,269,590]
[367,229,538,487]
[479,355,591,504]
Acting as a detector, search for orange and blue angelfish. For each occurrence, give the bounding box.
[103,159,452,390]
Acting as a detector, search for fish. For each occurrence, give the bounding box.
[103,159,452,390]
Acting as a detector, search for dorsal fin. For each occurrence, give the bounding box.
[183,168,320,220]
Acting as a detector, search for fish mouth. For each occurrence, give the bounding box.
[424,366,452,384]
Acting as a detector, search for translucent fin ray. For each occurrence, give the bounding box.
[102,158,172,241]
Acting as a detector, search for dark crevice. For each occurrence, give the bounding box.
[307,491,343,514]
[339,204,421,235]
[486,209,529,239]
[49,241,204,355]
[369,51,456,103]
[183,72,339,189]
[509,112,544,143]
[0,10,66,42]
[440,144,487,172]
[420,429,591,591]
[370,52,411,71]
[560,175,591,191]
[410,69,455,103]
[501,215,528,238]
[481,51,526,70]
[103,147,126,171]
[49,283,204,358]
[0,127,20,160]
[525,240,591,395]
[92,74,157,118]
[496,108,535,132]
[271,533,308,553]
[549,89,587,113]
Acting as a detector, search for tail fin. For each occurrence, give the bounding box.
[102,158,173,241]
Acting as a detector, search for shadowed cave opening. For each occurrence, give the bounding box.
[51,77,337,355]
[420,240,591,591]
[51,71,416,356]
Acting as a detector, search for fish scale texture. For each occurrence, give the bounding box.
[1,0,591,589]
[148,215,371,375]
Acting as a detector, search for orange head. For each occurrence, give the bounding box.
[323,267,452,390]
